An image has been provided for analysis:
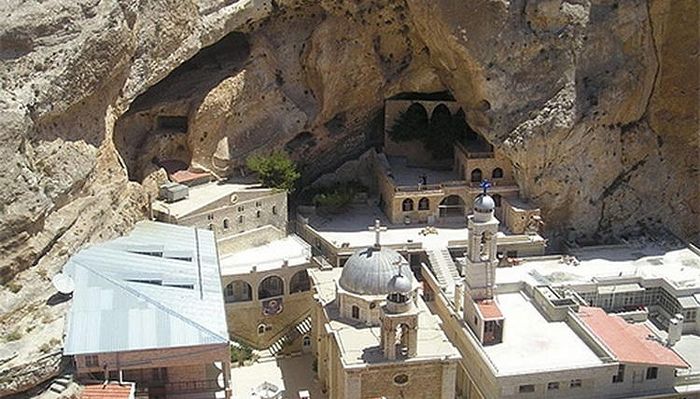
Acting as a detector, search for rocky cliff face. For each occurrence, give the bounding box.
[0,0,697,394]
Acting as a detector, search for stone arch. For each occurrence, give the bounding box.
[406,102,428,120]
[492,167,504,179]
[402,198,414,212]
[418,197,430,211]
[439,195,465,217]
[430,103,451,123]
[289,270,311,294]
[258,275,284,299]
[224,280,252,303]
[471,168,483,183]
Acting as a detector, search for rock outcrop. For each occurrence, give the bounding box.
[0,0,697,395]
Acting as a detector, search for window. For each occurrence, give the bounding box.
[570,379,582,388]
[224,280,253,303]
[613,364,625,383]
[547,382,559,390]
[393,373,409,385]
[418,197,429,210]
[646,367,658,380]
[255,201,262,207]
[223,218,230,229]
[207,214,214,220]
[402,198,414,212]
[151,367,167,382]
[85,355,99,367]
[272,205,277,215]
[237,206,244,212]
[256,210,261,218]
[351,305,360,319]
[518,384,535,393]
[208,223,214,231]
[302,335,311,347]
[492,167,504,179]
[289,270,311,293]
[238,215,244,223]
[470,168,482,183]
[506,250,518,258]
[257,324,266,335]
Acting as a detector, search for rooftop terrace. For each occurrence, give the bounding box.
[219,235,311,275]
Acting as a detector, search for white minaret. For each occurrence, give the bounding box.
[464,181,499,301]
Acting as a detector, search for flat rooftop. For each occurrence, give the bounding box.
[152,180,271,219]
[309,267,460,367]
[219,235,311,275]
[387,156,460,186]
[494,245,700,291]
[306,205,469,249]
[482,292,603,375]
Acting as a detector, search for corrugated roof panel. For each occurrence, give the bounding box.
[63,221,228,355]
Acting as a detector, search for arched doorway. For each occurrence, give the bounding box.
[418,197,430,210]
[402,198,414,212]
[258,275,284,299]
[289,270,311,294]
[224,280,253,303]
[439,195,465,217]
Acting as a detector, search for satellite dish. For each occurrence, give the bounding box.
[52,273,75,295]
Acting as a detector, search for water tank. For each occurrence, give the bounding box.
[159,182,189,203]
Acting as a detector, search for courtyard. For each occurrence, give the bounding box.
[230,354,326,399]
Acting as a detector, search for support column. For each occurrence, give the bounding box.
[441,362,457,399]
[407,326,418,358]
[222,349,232,399]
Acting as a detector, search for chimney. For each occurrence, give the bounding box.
[667,313,684,346]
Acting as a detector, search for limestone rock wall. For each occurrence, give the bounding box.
[0,0,697,394]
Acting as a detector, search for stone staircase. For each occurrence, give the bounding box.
[426,247,460,295]
[46,373,73,397]
[267,315,312,357]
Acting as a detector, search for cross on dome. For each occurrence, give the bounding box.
[368,219,388,248]
[480,179,492,194]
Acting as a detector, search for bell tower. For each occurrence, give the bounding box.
[380,263,419,360]
[464,181,499,301]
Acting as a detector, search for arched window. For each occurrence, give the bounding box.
[471,169,482,183]
[257,324,266,335]
[258,275,284,299]
[256,210,261,218]
[224,280,252,303]
[289,270,311,294]
[238,215,244,223]
[208,223,214,231]
[351,305,360,319]
[492,194,502,207]
[302,335,311,347]
[223,218,230,229]
[492,167,504,179]
[402,198,414,212]
[418,197,429,210]
[272,205,277,215]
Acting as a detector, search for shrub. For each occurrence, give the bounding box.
[6,281,22,293]
[6,329,22,342]
[312,182,367,211]
[246,151,300,191]
[230,342,254,365]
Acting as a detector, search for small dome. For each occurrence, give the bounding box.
[339,247,413,296]
[474,193,495,213]
[387,273,412,294]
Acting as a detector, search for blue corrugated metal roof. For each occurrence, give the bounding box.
[63,221,229,355]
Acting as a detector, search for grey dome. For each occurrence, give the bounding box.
[387,273,412,294]
[474,194,495,212]
[339,247,413,295]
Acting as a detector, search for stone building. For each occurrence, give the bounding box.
[219,235,314,351]
[420,193,699,399]
[62,221,231,398]
[308,228,461,399]
[151,177,288,254]
[377,98,537,230]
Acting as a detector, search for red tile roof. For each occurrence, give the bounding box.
[476,299,504,320]
[578,307,688,368]
[81,383,133,399]
[170,169,211,184]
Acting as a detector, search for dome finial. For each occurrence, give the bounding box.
[368,219,388,248]
[480,179,492,194]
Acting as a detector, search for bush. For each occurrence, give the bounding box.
[246,151,300,191]
[6,329,22,342]
[312,182,367,211]
[230,342,254,366]
[389,106,471,159]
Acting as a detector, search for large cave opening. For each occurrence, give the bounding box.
[114,31,251,182]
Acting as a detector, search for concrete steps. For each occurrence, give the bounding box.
[267,316,312,357]
[427,247,458,295]
[47,373,73,395]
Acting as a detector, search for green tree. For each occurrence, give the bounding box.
[246,151,300,191]
[389,103,429,142]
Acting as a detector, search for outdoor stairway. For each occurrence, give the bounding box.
[47,373,73,396]
[267,315,312,357]
[426,247,459,296]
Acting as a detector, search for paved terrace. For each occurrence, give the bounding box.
[386,156,461,186]
[219,235,311,275]
[494,244,700,291]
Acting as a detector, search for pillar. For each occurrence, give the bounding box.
[407,326,418,358]
[221,351,232,399]
[344,371,362,399]
[441,362,457,399]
